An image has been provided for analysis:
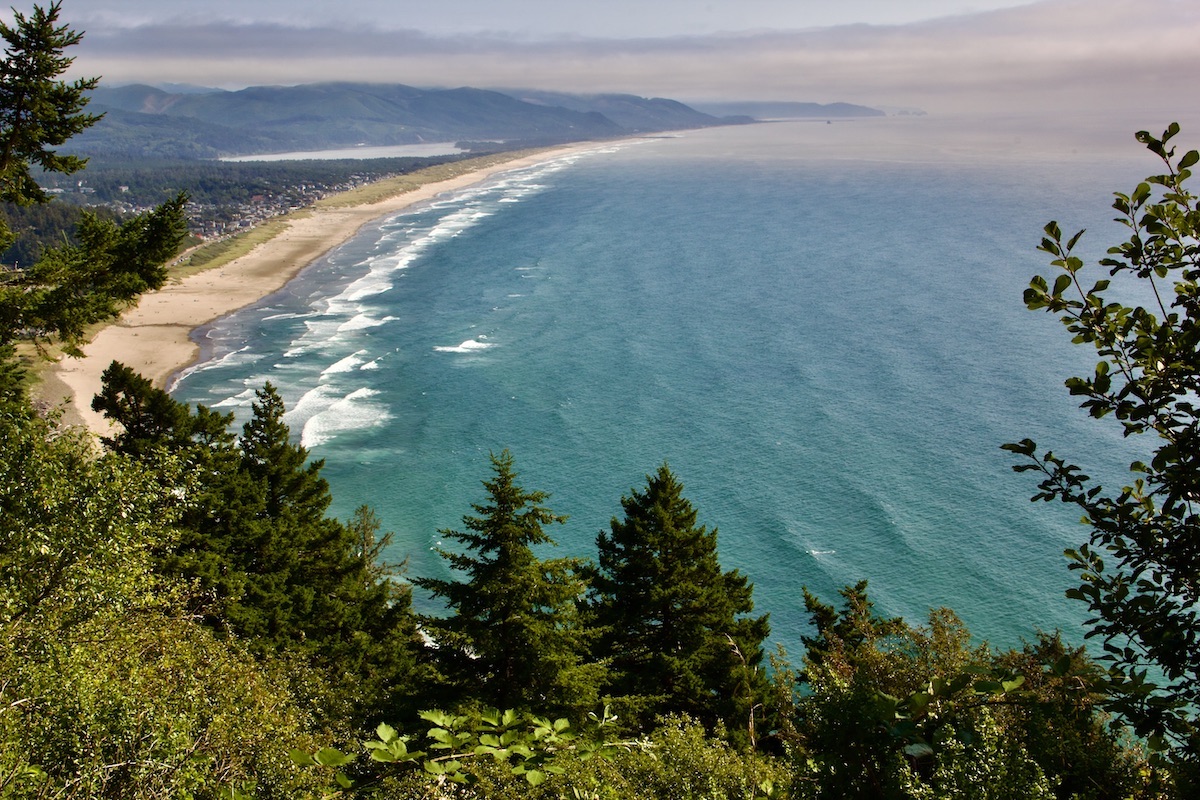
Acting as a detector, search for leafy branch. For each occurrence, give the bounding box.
[1007,122,1200,761]
[290,705,648,795]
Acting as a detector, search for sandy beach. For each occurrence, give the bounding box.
[41,143,603,435]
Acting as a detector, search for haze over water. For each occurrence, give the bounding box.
[173,116,1163,653]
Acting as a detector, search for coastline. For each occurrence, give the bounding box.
[39,142,607,435]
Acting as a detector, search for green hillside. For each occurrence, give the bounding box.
[72,82,737,159]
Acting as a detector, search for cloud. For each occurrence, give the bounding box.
[67,0,1199,117]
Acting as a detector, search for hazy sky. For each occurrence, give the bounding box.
[40,0,1200,118]
[71,1,1040,37]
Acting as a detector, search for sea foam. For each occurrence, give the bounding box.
[209,387,258,409]
[433,339,495,354]
[299,387,389,448]
[321,350,370,375]
[339,313,397,332]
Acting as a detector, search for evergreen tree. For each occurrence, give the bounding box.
[0,2,98,223]
[12,195,188,356]
[588,463,770,741]
[93,374,424,725]
[0,3,187,404]
[800,580,906,675]
[416,450,602,716]
[0,396,324,800]
[92,360,234,456]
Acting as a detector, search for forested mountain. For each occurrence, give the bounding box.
[70,82,739,159]
[506,89,748,131]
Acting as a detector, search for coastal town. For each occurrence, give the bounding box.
[36,164,425,242]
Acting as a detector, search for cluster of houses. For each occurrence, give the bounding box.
[62,172,386,243]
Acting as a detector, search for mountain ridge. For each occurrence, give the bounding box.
[73,83,741,159]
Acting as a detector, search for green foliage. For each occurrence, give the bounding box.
[296,711,791,800]
[0,200,120,267]
[1008,123,1200,772]
[796,584,949,798]
[893,712,1055,800]
[0,2,99,219]
[0,407,177,638]
[416,450,603,717]
[2,612,322,800]
[0,403,321,799]
[993,632,1146,800]
[92,359,235,456]
[588,463,771,743]
[294,706,640,795]
[587,717,790,800]
[0,194,188,404]
[792,584,1113,800]
[0,3,188,404]
[6,193,187,353]
[93,371,425,727]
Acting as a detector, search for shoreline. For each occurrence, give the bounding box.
[39,141,609,435]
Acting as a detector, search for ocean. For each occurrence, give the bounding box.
[172,115,1167,654]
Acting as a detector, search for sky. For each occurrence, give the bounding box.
[36,0,1200,119]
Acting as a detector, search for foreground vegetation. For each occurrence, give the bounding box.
[2,3,1200,798]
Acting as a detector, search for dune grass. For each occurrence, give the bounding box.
[313,148,551,208]
[170,216,302,279]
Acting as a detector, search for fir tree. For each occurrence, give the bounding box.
[0,2,99,220]
[0,2,188,404]
[589,463,770,741]
[91,360,234,456]
[93,375,424,725]
[416,450,602,716]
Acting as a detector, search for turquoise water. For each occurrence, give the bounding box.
[173,117,1158,653]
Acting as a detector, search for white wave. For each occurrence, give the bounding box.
[302,317,344,337]
[209,387,258,409]
[280,307,390,356]
[434,338,496,354]
[338,271,396,302]
[284,384,340,428]
[318,297,361,319]
[168,346,264,390]
[339,313,397,332]
[258,154,601,365]
[500,185,546,200]
[300,387,389,448]
[260,311,313,322]
[202,345,257,369]
[321,350,369,376]
[325,205,495,309]
[360,358,381,370]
